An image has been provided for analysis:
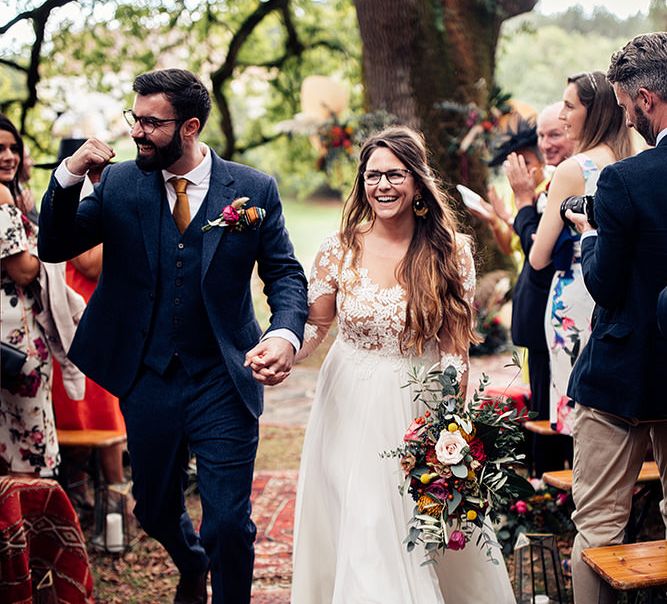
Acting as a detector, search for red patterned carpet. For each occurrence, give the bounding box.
[251,470,297,603]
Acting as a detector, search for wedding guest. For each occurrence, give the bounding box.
[528,71,632,435]
[468,119,545,261]
[566,33,667,604]
[38,69,307,604]
[506,103,575,475]
[292,126,516,603]
[537,102,576,167]
[0,116,57,476]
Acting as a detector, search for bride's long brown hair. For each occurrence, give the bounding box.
[340,126,478,355]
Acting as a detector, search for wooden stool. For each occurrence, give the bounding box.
[56,430,127,535]
[583,540,667,591]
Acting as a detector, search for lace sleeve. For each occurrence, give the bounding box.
[439,235,476,396]
[296,233,342,362]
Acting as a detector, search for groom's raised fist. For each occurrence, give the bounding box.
[66,138,115,177]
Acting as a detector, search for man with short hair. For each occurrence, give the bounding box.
[536,102,576,167]
[39,68,308,604]
[566,32,667,604]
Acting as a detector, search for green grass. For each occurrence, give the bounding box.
[252,197,342,329]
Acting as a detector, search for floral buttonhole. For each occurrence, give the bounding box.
[202,197,266,233]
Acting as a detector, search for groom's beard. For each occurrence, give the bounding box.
[134,130,183,172]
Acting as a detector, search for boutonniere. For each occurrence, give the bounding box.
[202,197,266,233]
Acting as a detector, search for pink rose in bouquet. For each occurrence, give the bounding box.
[435,430,467,465]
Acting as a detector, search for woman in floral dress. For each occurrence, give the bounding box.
[528,72,633,434]
[0,114,58,475]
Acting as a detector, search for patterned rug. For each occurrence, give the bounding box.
[251,470,297,603]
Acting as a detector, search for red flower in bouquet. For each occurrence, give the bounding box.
[381,362,535,563]
[447,530,467,551]
[468,437,487,464]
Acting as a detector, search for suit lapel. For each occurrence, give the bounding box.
[137,170,163,280]
[202,152,236,279]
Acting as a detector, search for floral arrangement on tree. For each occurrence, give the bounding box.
[382,363,534,562]
[315,117,354,172]
[437,85,513,161]
[496,482,574,556]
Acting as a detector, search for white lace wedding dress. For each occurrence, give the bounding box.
[291,233,516,604]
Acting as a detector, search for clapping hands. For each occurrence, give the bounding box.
[504,152,536,209]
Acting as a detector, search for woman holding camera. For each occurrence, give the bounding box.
[528,72,632,435]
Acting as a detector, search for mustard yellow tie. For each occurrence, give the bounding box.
[170,177,191,234]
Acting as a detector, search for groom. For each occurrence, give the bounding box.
[39,68,308,603]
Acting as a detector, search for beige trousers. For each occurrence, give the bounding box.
[571,404,667,604]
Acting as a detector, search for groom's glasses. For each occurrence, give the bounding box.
[362,169,412,186]
[123,110,182,134]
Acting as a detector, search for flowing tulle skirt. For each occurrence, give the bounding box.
[291,338,516,603]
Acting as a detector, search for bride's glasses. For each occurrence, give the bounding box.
[362,169,412,186]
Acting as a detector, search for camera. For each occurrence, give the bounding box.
[560,194,597,229]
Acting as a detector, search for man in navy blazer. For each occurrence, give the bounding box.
[565,34,667,604]
[39,69,308,604]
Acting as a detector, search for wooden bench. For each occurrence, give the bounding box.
[524,420,558,436]
[543,461,660,491]
[57,429,127,449]
[583,540,667,591]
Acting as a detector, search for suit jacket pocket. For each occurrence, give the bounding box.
[592,321,632,340]
[234,320,262,350]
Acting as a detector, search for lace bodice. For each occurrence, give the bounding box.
[299,232,476,377]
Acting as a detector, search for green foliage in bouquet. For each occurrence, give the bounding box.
[381,363,535,564]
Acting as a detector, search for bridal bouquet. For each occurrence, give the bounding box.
[382,361,534,562]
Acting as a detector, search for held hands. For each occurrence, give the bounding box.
[244,337,295,386]
[504,152,535,209]
[66,138,115,177]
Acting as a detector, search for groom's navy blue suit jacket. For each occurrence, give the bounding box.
[38,150,308,418]
[568,137,667,420]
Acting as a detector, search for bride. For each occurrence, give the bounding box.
[291,126,516,603]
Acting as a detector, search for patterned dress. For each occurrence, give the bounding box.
[0,204,58,473]
[545,154,599,434]
[291,233,515,604]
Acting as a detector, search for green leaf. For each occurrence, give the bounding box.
[451,463,468,478]
[447,489,462,513]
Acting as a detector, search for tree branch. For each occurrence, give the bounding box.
[496,0,538,20]
[210,0,287,157]
[0,58,28,73]
[0,0,73,34]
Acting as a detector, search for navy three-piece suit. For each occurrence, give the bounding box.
[38,150,308,602]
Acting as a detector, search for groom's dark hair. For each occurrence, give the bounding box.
[133,68,211,132]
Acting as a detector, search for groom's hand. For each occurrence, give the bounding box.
[66,138,115,177]
[244,338,295,386]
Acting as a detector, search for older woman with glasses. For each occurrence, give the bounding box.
[291,126,516,603]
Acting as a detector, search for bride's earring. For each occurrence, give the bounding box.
[413,194,428,217]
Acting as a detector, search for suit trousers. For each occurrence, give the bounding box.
[121,360,259,604]
[571,404,667,604]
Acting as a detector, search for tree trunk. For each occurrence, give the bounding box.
[354,0,536,273]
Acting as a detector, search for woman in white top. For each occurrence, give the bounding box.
[529,72,633,434]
